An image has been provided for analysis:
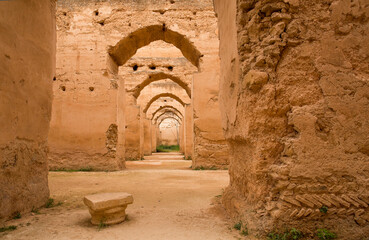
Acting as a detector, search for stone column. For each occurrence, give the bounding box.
[156,125,161,146]
[151,123,157,153]
[115,74,125,168]
[139,108,144,159]
[179,122,184,153]
[0,0,55,220]
[124,93,141,160]
[143,118,152,156]
[193,57,229,169]
[184,104,193,160]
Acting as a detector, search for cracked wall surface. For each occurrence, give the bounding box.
[215,0,369,238]
[0,0,55,221]
[51,0,228,168]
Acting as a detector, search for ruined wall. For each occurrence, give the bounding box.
[215,0,369,238]
[0,0,55,220]
[143,118,152,155]
[151,124,157,152]
[192,55,229,169]
[52,0,226,168]
[159,119,180,146]
[184,104,194,159]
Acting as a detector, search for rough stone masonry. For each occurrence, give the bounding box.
[215,0,369,239]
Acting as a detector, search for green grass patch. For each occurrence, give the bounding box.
[156,145,180,152]
[31,207,40,215]
[45,198,62,208]
[316,229,336,240]
[50,167,94,172]
[193,166,218,170]
[234,221,242,230]
[0,225,17,233]
[98,221,108,231]
[12,212,21,220]
[267,228,303,240]
[319,205,328,214]
[233,221,248,236]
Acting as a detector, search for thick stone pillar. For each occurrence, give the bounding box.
[184,104,193,160]
[156,125,161,147]
[179,123,184,153]
[215,0,369,238]
[115,73,125,168]
[192,56,229,169]
[0,0,55,220]
[139,108,144,159]
[124,94,141,160]
[151,123,157,153]
[143,118,152,156]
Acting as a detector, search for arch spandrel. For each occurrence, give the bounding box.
[144,93,185,113]
[129,73,191,98]
[159,117,181,127]
[154,110,182,124]
[151,105,184,120]
[109,25,202,69]
[157,112,182,126]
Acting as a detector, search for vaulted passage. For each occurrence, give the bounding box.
[129,73,191,98]
[2,0,369,239]
[108,25,202,69]
[143,93,185,113]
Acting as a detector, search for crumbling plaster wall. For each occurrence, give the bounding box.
[192,54,230,169]
[215,0,369,238]
[0,0,55,220]
[159,119,180,146]
[52,0,226,168]
[137,81,191,109]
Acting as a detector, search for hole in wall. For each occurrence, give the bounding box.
[53,77,56,81]
[132,65,138,71]
[98,20,105,26]
[128,23,131,27]
[170,0,175,3]
[89,87,95,92]
[60,86,66,91]
[193,11,197,15]
[94,10,99,16]
[167,66,173,71]
[149,65,157,70]
[63,12,67,16]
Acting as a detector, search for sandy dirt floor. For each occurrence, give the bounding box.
[1,153,251,240]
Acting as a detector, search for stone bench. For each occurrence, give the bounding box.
[83,192,133,225]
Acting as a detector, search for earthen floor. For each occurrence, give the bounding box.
[1,153,248,240]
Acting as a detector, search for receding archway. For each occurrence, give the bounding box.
[129,73,191,98]
[155,110,182,125]
[109,25,202,69]
[151,105,184,120]
[158,117,181,126]
[144,93,185,113]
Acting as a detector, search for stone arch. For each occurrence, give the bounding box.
[158,116,182,126]
[144,93,185,113]
[109,25,202,69]
[155,110,182,125]
[151,105,184,120]
[129,73,191,98]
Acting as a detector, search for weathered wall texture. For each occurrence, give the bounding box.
[0,0,55,220]
[51,0,228,168]
[215,0,369,238]
[192,55,229,169]
[158,119,180,146]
